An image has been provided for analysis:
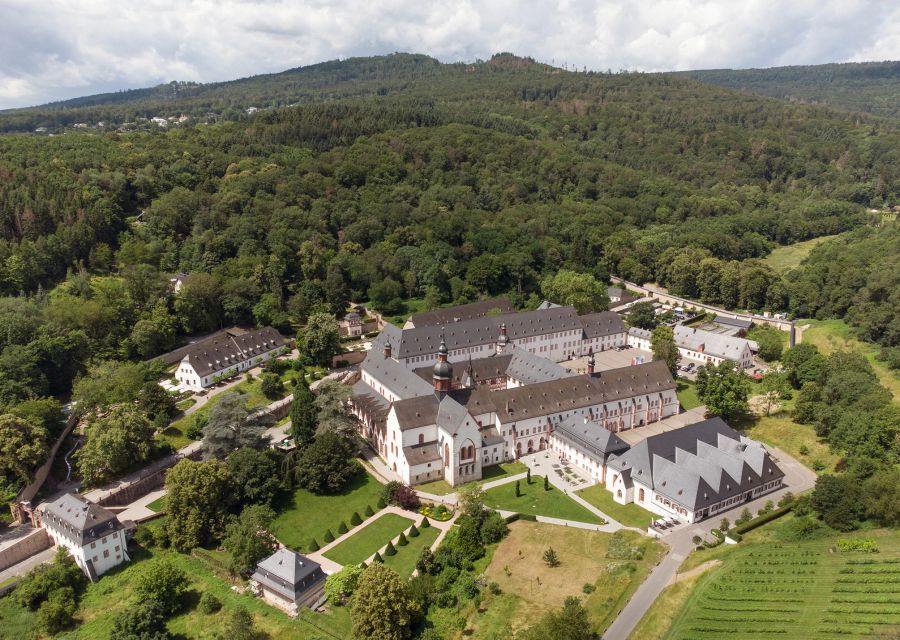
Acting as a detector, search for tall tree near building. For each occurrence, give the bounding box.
[165,458,234,551]
[351,563,415,640]
[540,270,609,314]
[290,380,318,449]
[651,326,680,376]
[223,505,279,577]
[0,414,47,482]
[202,392,268,459]
[695,361,750,422]
[314,379,357,438]
[302,312,341,366]
[627,301,658,330]
[77,405,155,485]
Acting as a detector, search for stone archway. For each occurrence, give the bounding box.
[539,437,546,451]
[516,442,522,457]
[527,439,534,454]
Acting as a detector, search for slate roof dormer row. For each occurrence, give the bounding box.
[673,325,754,361]
[182,326,287,377]
[40,493,123,546]
[408,297,516,328]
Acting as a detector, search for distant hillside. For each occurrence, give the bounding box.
[675,61,900,118]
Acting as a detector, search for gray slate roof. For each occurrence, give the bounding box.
[492,360,676,424]
[183,326,287,377]
[409,297,515,328]
[673,325,753,361]
[412,354,513,387]
[41,493,123,545]
[606,418,785,512]
[404,442,442,465]
[579,311,626,339]
[714,315,752,329]
[361,350,434,400]
[628,327,652,340]
[553,416,630,461]
[252,548,324,602]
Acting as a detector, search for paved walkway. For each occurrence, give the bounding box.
[305,506,454,574]
[115,489,166,523]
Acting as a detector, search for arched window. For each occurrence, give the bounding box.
[638,488,645,502]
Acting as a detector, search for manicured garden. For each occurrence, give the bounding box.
[415,461,528,495]
[577,484,656,528]
[482,476,605,524]
[660,527,900,640]
[469,521,665,637]
[323,513,416,566]
[380,525,440,577]
[270,471,384,552]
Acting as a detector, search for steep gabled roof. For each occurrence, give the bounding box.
[673,325,753,361]
[182,326,287,377]
[361,350,434,400]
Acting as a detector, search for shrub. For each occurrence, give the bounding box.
[37,587,76,634]
[15,550,86,612]
[543,547,560,567]
[736,508,753,526]
[398,532,409,546]
[350,511,362,526]
[392,484,421,510]
[606,531,644,560]
[323,529,335,543]
[515,480,521,497]
[479,510,509,544]
[198,592,222,614]
[837,538,879,553]
[373,551,384,563]
[778,492,795,508]
[134,559,189,615]
[364,504,375,517]
[376,497,387,509]
[582,583,596,594]
[544,476,549,491]
[384,541,397,556]
[488,581,501,595]
[309,538,320,551]
[719,518,730,532]
[260,372,285,399]
[799,444,810,456]
[420,516,430,529]
[735,504,793,534]
[526,468,532,484]
[186,420,203,440]
[338,521,348,535]
[408,524,419,537]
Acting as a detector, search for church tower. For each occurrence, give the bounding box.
[432,337,452,397]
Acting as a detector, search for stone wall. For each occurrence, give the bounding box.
[0,528,51,573]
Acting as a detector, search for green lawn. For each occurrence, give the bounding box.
[175,398,196,411]
[662,527,900,640]
[482,476,605,524]
[762,234,841,273]
[270,471,384,552]
[798,318,899,401]
[737,410,840,473]
[577,484,656,528]
[676,380,702,410]
[381,526,440,577]
[0,546,351,640]
[324,513,416,567]
[146,495,167,513]
[415,461,528,495]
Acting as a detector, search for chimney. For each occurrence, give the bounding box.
[383,340,392,359]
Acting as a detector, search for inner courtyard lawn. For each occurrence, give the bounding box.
[675,380,702,410]
[468,521,665,638]
[661,527,900,640]
[577,484,656,528]
[270,471,384,552]
[323,513,415,566]
[415,461,528,495]
[482,476,604,523]
[381,526,440,576]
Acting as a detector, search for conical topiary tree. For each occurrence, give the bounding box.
[373,551,383,563]
[364,504,375,517]
[350,511,362,526]
[526,468,532,484]
[377,497,387,509]
[309,538,320,552]
[544,476,550,491]
[397,532,408,546]
[420,516,430,529]
[408,524,419,538]
[359,561,368,569]
[323,529,335,543]
[384,541,397,556]
[338,521,349,535]
[515,480,521,497]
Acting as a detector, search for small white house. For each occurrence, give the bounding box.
[175,326,288,391]
[38,493,129,580]
[250,548,326,615]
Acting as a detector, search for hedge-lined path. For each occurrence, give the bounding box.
[305,506,453,573]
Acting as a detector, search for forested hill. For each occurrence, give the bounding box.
[0,51,898,409]
[676,61,900,119]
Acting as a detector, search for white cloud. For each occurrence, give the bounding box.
[0,0,898,108]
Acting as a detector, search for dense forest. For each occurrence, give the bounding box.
[678,61,900,119]
[0,52,897,413]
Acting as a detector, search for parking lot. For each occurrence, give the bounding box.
[562,346,654,374]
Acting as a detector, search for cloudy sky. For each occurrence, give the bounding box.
[2,0,899,109]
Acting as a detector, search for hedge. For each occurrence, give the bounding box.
[735,504,793,535]
[505,513,536,523]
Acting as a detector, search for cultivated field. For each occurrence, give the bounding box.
[663,528,900,640]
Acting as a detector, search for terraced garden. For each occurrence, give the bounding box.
[323,513,416,566]
[663,530,900,640]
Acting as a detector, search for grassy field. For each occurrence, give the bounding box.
[0,546,351,640]
[676,380,703,410]
[798,318,899,401]
[661,527,900,640]
[763,235,840,273]
[577,484,656,528]
[468,521,665,637]
[146,495,167,513]
[271,471,384,552]
[415,461,528,495]
[738,410,840,473]
[482,476,604,524]
[381,526,440,577]
[323,513,415,566]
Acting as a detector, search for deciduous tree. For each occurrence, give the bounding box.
[651,325,680,376]
[223,505,279,577]
[351,563,414,640]
[165,458,233,550]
